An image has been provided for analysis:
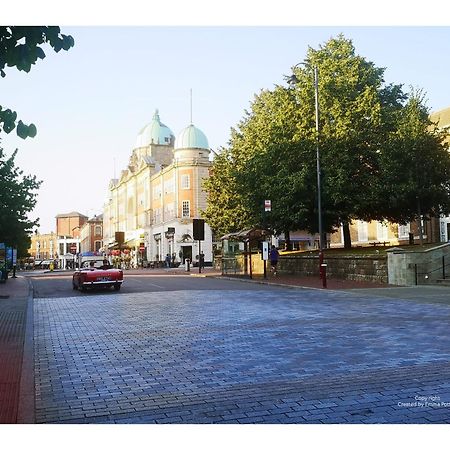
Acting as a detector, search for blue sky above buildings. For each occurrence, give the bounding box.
[2,3,450,233]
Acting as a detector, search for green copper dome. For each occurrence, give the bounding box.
[174,124,209,150]
[135,109,174,148]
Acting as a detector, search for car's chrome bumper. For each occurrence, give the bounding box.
[82,280,123,286]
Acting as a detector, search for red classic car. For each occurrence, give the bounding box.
[72,260,123,291]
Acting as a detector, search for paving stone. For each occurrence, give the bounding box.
[32,289,450,424]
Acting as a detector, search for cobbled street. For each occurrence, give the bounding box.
[33,287,450,424]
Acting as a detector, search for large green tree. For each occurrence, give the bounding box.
[0,26,74,139]
[203,86,321,241]
[202,147,254,236]
[288,35,407,248]
[0,26,74,255]
[376,90,450,242]
[205,34,450,248]
[0,145,41,255]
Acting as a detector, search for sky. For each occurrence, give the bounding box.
[2,3,450,235]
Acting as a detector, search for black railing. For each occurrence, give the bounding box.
[414,256,450,285]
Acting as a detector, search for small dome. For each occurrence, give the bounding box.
[175,124,209,150]
[135,109,174,148]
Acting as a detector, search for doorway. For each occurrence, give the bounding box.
[181,246,192,264]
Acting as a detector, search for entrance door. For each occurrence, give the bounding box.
[181,246,192,264]
[447,223,450,241]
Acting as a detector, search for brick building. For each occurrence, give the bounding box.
[79,215,103,253]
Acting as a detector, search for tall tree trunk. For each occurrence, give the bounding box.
[417,197,424,246]
[342,220,352,249]
[284,230,291,251]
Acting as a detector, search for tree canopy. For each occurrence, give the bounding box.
[203,35,450,247]
[0,145,41,255]
[0,26,74,139]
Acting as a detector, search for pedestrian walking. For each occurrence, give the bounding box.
[270,245,279,276]
[165,253,171,268]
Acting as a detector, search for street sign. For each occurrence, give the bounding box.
[264,200,271,212]
[261,242,269,260]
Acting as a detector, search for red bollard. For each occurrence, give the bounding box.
[321,263,327,288]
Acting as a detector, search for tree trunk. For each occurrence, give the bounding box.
[342,221,352,249]
[284,230,291,251]
[417,197,424,246]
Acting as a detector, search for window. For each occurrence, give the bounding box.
[164,177,174,194]
[153,184,162,198]
[165,202,175,220]
[182,200,190,218]
[398,223,410,239]
[181,174,190,189]
[377,221,389,241]
[95,225,102,236]
[357,220,368,242]
[153,208,162,224]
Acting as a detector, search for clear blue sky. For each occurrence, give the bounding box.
[2,24,450,233]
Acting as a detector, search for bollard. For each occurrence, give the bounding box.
[185,258,190,272]
[321,263,327,288]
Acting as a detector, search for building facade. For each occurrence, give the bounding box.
[103,110,213,266]
[430,106,450,242]
[55,211,88,269]
[29,232,58,260]
[79,215,103,253]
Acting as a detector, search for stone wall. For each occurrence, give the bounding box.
[280,254,388,284]
[387,243,450,286]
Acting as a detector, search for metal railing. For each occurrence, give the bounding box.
[414,255,450,285]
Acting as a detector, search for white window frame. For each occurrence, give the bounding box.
[398,223,411,239]
[357,220,368,242]
[377,221,389,241]
[182,200,190,218]
[181,174,190,190]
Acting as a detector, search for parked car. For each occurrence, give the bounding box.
[72,260,123,291]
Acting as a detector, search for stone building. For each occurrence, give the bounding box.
[29,232,58,260]
[103,110,213,266]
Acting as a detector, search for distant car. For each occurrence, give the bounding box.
[72,260,123,292]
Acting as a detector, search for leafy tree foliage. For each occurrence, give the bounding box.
[290,36,407,247]
[377,90,450,236]
[0,145,42,255]
[0,26,74,139]
[204,35,450,247]
[202,147,254,236]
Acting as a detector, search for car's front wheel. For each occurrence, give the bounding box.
[114,284,121,291]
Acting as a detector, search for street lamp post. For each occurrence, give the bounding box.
[287,63,325,286]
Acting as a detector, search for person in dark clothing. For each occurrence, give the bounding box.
[270,245,279,276]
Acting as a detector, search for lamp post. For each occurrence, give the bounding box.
[287,63,325,285]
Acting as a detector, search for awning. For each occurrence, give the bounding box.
[221,228,270,241]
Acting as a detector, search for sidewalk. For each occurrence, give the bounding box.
[0,275,32,424]
[220,273,392,290]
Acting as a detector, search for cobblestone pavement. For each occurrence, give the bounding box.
[33,288,450,424]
